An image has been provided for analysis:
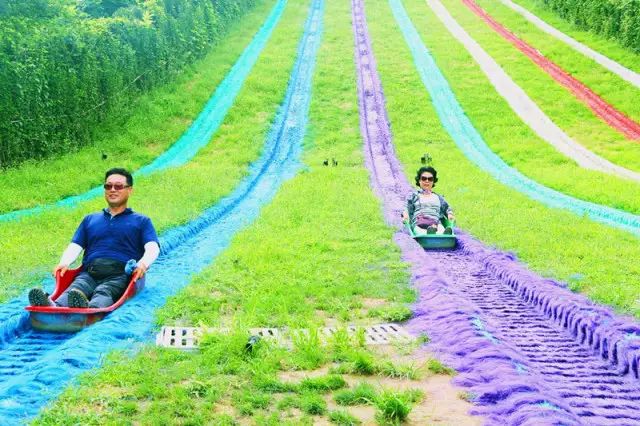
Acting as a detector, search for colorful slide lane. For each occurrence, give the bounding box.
[426,0,640,183]
[0,0,287,223]
[460,0,640,141]
[391,0,640,237]
[354,0,640,423]
[498,0,640,89]
[0,0,323,422]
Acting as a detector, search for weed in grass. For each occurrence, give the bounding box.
[374,390,413,425]
[186,380,212,399]
[115,400,138,416]
[235,390,272,416]
[299,374,347,393]
[368,304,413,322]
[377,361,422,380]
[289,329,328,370]
[426,358,456,376]
[417,333,430,344]
[254,375,298,393]
[211,414,238,425]
[328,327,355,362]
[355,327,367,348]
[401,388,425,404]
[334,382,378,406]
[299,391,328,415]
[277,395,300,410]
[351,351,377,376]
[329,409,362,425]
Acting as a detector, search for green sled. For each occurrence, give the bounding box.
[405,218,457,249]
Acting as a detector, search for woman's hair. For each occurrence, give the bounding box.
[414,166,438,187]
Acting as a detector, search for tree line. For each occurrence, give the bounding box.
[0,0,257,168]
[538,0,640,53]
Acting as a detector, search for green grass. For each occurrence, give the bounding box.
[513,0,640,74]
[374,389,424,425]
[0,0,277,214]
[468,0,640,122]
[367,0,640,315]
[395,0,640,217]
[33,1,424,423]
[329,409,362,425]
[0,0,310,302]
[437,0,640,172]
[334,382,378,406]
[425,358,455,376]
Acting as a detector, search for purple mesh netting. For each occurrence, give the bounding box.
[351,0,640,424]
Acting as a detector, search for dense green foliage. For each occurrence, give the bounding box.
[0,0,257,167]
[535,0,640,52]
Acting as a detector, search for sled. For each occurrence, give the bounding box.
[25,267,144,332]
[406,218,457,249]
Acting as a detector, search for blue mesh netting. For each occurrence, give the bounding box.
[0,0,323,422]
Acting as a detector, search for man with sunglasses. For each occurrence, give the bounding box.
[28,168,160,309]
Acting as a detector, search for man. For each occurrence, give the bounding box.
[28,168,160,309]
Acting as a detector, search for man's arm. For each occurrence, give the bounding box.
[133,241,160,279]
[53,243,83,277]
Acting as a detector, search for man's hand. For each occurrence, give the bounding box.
[132,262,148,280]
[448,213,455,221]
[53,265,68,277]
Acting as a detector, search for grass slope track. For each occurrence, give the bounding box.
[460,0,640,141]
[355,1,640,423]
[391,0,640,237]
[0,0,287,223]
[0,0,322,421]
[425,0,640,182]
[499,0,640,88]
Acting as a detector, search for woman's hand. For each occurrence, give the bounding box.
[448,212,455,221]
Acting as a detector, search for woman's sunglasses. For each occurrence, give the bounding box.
[420,176,434,182]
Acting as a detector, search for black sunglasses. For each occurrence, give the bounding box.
[103,183,131,191]
[420,176,434,182]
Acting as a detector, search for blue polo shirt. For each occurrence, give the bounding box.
[72,208,159,266]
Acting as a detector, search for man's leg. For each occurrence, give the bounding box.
[55,272,97,307]
[89,273,129,308]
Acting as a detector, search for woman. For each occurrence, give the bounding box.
[402,166,455,235]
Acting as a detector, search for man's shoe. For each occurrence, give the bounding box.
[28,288,52,307]
[444,227,453,235]
[68,289,89,308]
[426,225,437,234]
